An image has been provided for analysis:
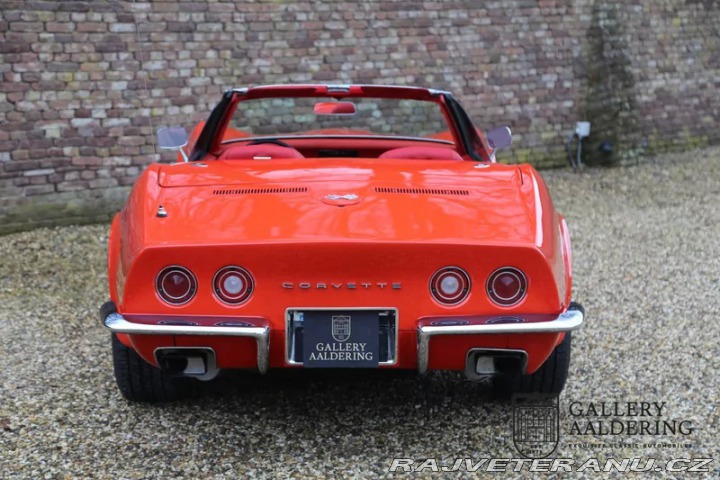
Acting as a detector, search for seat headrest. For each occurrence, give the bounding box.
[378,146,463,161]
[219,144,305,160]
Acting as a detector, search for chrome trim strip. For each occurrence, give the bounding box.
[221,135,454,145]
[103,313,270,374]
[417,307,584,374]
[284,307,399,366]
[326,84,351,92]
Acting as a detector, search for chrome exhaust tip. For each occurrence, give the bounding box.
[154,347,220,381]
[474,356,497,375]
[464,348,527,381]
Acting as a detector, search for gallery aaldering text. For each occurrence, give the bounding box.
[567,402,694,436]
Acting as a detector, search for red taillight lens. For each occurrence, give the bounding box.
[156,266,196,305]
[430,267,471,305]
[487,267,527,306]
[213,266,253,305]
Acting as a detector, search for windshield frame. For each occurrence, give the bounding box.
[221,93,456,145]
[189,85,489,161]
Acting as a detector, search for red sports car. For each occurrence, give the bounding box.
[100,84,584,402]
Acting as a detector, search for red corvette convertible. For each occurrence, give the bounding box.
[100,84,584,402]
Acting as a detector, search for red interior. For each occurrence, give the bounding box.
[379,146,463,161]
[215,135,462,161]
[219,144,306,160]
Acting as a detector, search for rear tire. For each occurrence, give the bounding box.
[495,331,572,397]
[111,333,190,402]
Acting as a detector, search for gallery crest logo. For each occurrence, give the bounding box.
[512,394,560,458]
[331,315,351,342]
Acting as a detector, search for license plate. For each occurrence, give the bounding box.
[302,310,379,368]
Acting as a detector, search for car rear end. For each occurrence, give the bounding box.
[102,160,584,401]
[103,239,582,390]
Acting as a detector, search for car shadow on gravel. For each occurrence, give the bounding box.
[176,370,505,427]
[199,369,500,407]
[153,370,512,455]
[113,370,514,461]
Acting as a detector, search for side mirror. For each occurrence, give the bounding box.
[313,101,356,115]
[485,126,512,153]
[157,127,189,162]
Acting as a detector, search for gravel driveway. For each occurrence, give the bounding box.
[1,149,718,479]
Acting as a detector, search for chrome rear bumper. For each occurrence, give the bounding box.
[100,303,270,374]
[100,302,583,375]
[416,303,585,373]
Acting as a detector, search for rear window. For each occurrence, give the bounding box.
[226,97,451,142]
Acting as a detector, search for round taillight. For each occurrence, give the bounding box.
[156,266,196,305]
[430,267,471,305]
[487,267,527,306]
[213,266,253,305]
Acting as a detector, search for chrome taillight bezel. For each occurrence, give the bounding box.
[213,266,254,305]
[486,267,527,306]
[430,266,471,306]
[156,266,197,305]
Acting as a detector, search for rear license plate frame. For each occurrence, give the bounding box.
[286,308,398,367]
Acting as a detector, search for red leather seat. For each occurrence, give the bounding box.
[378,146,463,161]
[219,144,305,160]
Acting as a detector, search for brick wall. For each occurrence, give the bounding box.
[1,0,719,233]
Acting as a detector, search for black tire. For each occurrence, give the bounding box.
[495,331,572,397]
[111,333,190,402]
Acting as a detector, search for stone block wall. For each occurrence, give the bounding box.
[1,0,718,233]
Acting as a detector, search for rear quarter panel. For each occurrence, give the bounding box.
[112,164,162,310]
[518,164,572,309]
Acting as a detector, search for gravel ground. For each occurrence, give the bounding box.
[1,148,719,479]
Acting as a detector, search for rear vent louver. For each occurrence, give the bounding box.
[374,187,469,196]
[213,187,308,195]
